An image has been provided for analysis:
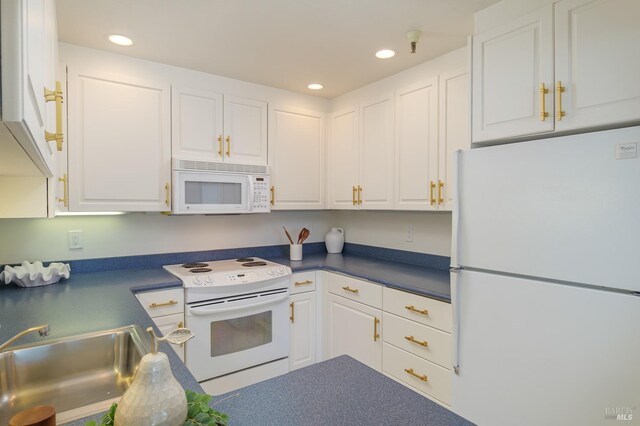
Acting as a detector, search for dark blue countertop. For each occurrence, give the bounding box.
[269,253,452,302]
[213,355,471,426]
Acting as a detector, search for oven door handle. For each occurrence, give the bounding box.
[188,294,289,316]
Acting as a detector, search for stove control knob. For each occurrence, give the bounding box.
[193,277,202,286]
[205,275,214,284]
[267,269,276,276]
[277,268,285,275]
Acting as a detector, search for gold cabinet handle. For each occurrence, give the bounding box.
[373,317,380,342]
[289,302,295,323]
[352,186,357,205]
[405,335,429,347]
[357,185,362,205]
[149,300,178,308]
[294,280,313,286]
[405,305,429,316]
[57,173,69,208]
[438,180,444,205]
[44,81,64,151]
[556,81,566,121]
[217,135,223,157]
[342,286,359,294]
[270,185,275,206]
[164,183,170,206]
[429,181,436,206]
[404,368,428,382]
[539,83,549,121]
[226,135,231,156]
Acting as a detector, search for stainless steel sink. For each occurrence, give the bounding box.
[0,325,149,424]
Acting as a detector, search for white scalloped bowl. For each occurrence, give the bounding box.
[1,261,71,287]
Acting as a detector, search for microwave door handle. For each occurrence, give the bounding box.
[248,177,255,211]
[188,293,288,316]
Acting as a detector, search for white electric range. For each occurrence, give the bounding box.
[163,257,292,393]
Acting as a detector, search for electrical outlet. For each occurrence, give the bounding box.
[68,230,83,249]
[405,226,414,242]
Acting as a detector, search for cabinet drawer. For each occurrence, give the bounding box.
[382,312,451,369]
[136,288,184,318]
[153,312,185,362]
[383,343,451,406]
[328,273,382,309]
[290,271,316,294]
[383,287,452,332]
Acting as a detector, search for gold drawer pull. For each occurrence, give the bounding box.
[217,135,223,157]
[352,186,357,205]
[438,180,444,205]
[429,181,436,206]
[178,321,185,347]
[405,335,429,347]
[556,81,566,121]
[290,302,295,323]
[294,280,313,286]
[149,300,178,308]
[373,317,380,342]
[57,174,69,208]
[270,186,275,206]
[404,368,428,382]
[342,286,359,294]
[405,305,429,316]
[226,135,231,156]
[357,185,362,205]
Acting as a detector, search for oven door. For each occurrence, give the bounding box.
[185,291,289,382]
[173,170,250,213]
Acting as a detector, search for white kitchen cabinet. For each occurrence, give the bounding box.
[269,105,325,209]
[289,291,317,371]
[136,288,185,362]
[382,287,453,406]
[328,107,359,209]
[394,78,439,210]
[473,0,640,143]
[472,5,554,143]
[171,86,224,161]
[327,292,382,372]
[328,95,394,210]
[554,0,640,132]
[66,66,171,212]
[438,69,469,211]
[172,89,267,165]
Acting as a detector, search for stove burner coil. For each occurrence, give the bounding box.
[182,262,208,268]
[190,267,213,273]
[241,261,268,267]
[236,258,255,262]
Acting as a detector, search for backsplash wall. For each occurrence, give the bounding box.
[0,211,452,264]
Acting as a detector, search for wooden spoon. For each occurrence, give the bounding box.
[283,226,295,244]
[297,227,310,244]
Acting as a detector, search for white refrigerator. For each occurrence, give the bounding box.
[451,126,640,426]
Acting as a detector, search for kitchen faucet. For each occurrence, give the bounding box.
[0,324,50,352]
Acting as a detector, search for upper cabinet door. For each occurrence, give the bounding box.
[223,95,268,165]
[67,67,171,211]
[269,105,325,210]
[472,6,554,143]
[328,107,359,210]
[394,78,439,210]
[359,94,394,210]
[172,86,224,162]
[555,0,640,132]
[439,69,470,211]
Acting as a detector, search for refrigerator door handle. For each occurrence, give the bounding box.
[450,149,463,375]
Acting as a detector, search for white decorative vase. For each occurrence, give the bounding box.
[325,227,345,254]
[114,352,187,426]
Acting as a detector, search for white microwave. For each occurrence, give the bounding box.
[171,159,270,214]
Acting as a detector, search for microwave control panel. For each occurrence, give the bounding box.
[252,175,271,212]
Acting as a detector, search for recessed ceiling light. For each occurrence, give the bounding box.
[375,49,396,59]
[307,83,324,90]
[108,34,133,46]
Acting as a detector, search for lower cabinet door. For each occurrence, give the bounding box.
[289,291,316,371]
[328,293,382,371]
[153,312,185,362]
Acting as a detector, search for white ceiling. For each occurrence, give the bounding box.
[56,0,499,99]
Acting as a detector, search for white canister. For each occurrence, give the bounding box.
[325,227,344,254]
[290,244,303,261]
